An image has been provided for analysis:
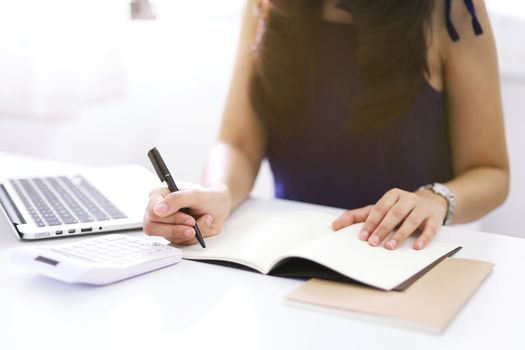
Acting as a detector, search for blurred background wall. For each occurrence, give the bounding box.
[0,0,523,237]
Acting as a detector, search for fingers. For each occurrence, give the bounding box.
[152,190,202,217]
[384,208,425,250]
[143,220,196,240]
[359,189,401,242]
[413,219,439,250]
[144,214,215,244]
[147,210,196,226]
[357,188,444,250]
[196,214,215,237]
[145,188,201,225]
[332,206,373,231]
[145,188,167,215]
[168,214,216,245]
[367,198,417,247]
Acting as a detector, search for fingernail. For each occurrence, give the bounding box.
[184,229,194,238]
[415,240,424,250]
[206,215,213,226]
[184,218,194,226]
[386,239,397,249]
[358,230,369,240]
[369,235,379,246]
[154,203,168,215]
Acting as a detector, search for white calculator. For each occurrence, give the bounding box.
[10,234,182,285]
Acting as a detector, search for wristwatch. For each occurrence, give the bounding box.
[423,183,456,225]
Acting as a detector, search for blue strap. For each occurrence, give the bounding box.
[445,0,460,41]
[445,0,484,42]
[464,0,484,36]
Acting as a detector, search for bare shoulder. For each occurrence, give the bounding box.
[427,0,496,89]
[437,0,495,61]
[446,0,490,34]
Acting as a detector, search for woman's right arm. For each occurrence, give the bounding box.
[143,1,265,244]
[203,0,265,213]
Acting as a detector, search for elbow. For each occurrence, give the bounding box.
[502,172,510,204]
[496,166,510,208]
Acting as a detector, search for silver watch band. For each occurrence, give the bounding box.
[423,183,456,225]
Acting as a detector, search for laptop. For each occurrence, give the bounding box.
[0,165,158,240]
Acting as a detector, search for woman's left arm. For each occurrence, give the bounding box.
[439,0,509,224]
[333,0,509,250]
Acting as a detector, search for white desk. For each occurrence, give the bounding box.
[0,152,524,350]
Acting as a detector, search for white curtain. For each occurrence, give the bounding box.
[0,0,128,120]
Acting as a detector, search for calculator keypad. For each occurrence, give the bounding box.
[54,235,178,265]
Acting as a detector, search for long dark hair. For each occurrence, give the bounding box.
[250,0,436,134]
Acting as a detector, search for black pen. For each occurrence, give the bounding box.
[147,147,206,248]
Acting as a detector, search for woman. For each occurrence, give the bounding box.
[143,0,509,250]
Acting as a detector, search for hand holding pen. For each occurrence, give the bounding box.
[147,147,206,248]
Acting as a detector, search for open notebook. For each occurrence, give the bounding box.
[181,210,461,291]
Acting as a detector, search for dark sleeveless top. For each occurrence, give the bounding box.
[266,0,483,209]
[265,21,453,210]
[264,1,483,210]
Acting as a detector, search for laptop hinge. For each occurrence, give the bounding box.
[0,184,26,225]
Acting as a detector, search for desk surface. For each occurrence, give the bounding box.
[0,152,524,350]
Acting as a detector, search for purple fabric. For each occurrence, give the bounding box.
[265,22,454,210]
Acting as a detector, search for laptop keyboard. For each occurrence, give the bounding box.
[9,176,127,227]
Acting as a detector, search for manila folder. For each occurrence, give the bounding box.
[286,257,494,333]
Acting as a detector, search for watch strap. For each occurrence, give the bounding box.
[423,183,456,225]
